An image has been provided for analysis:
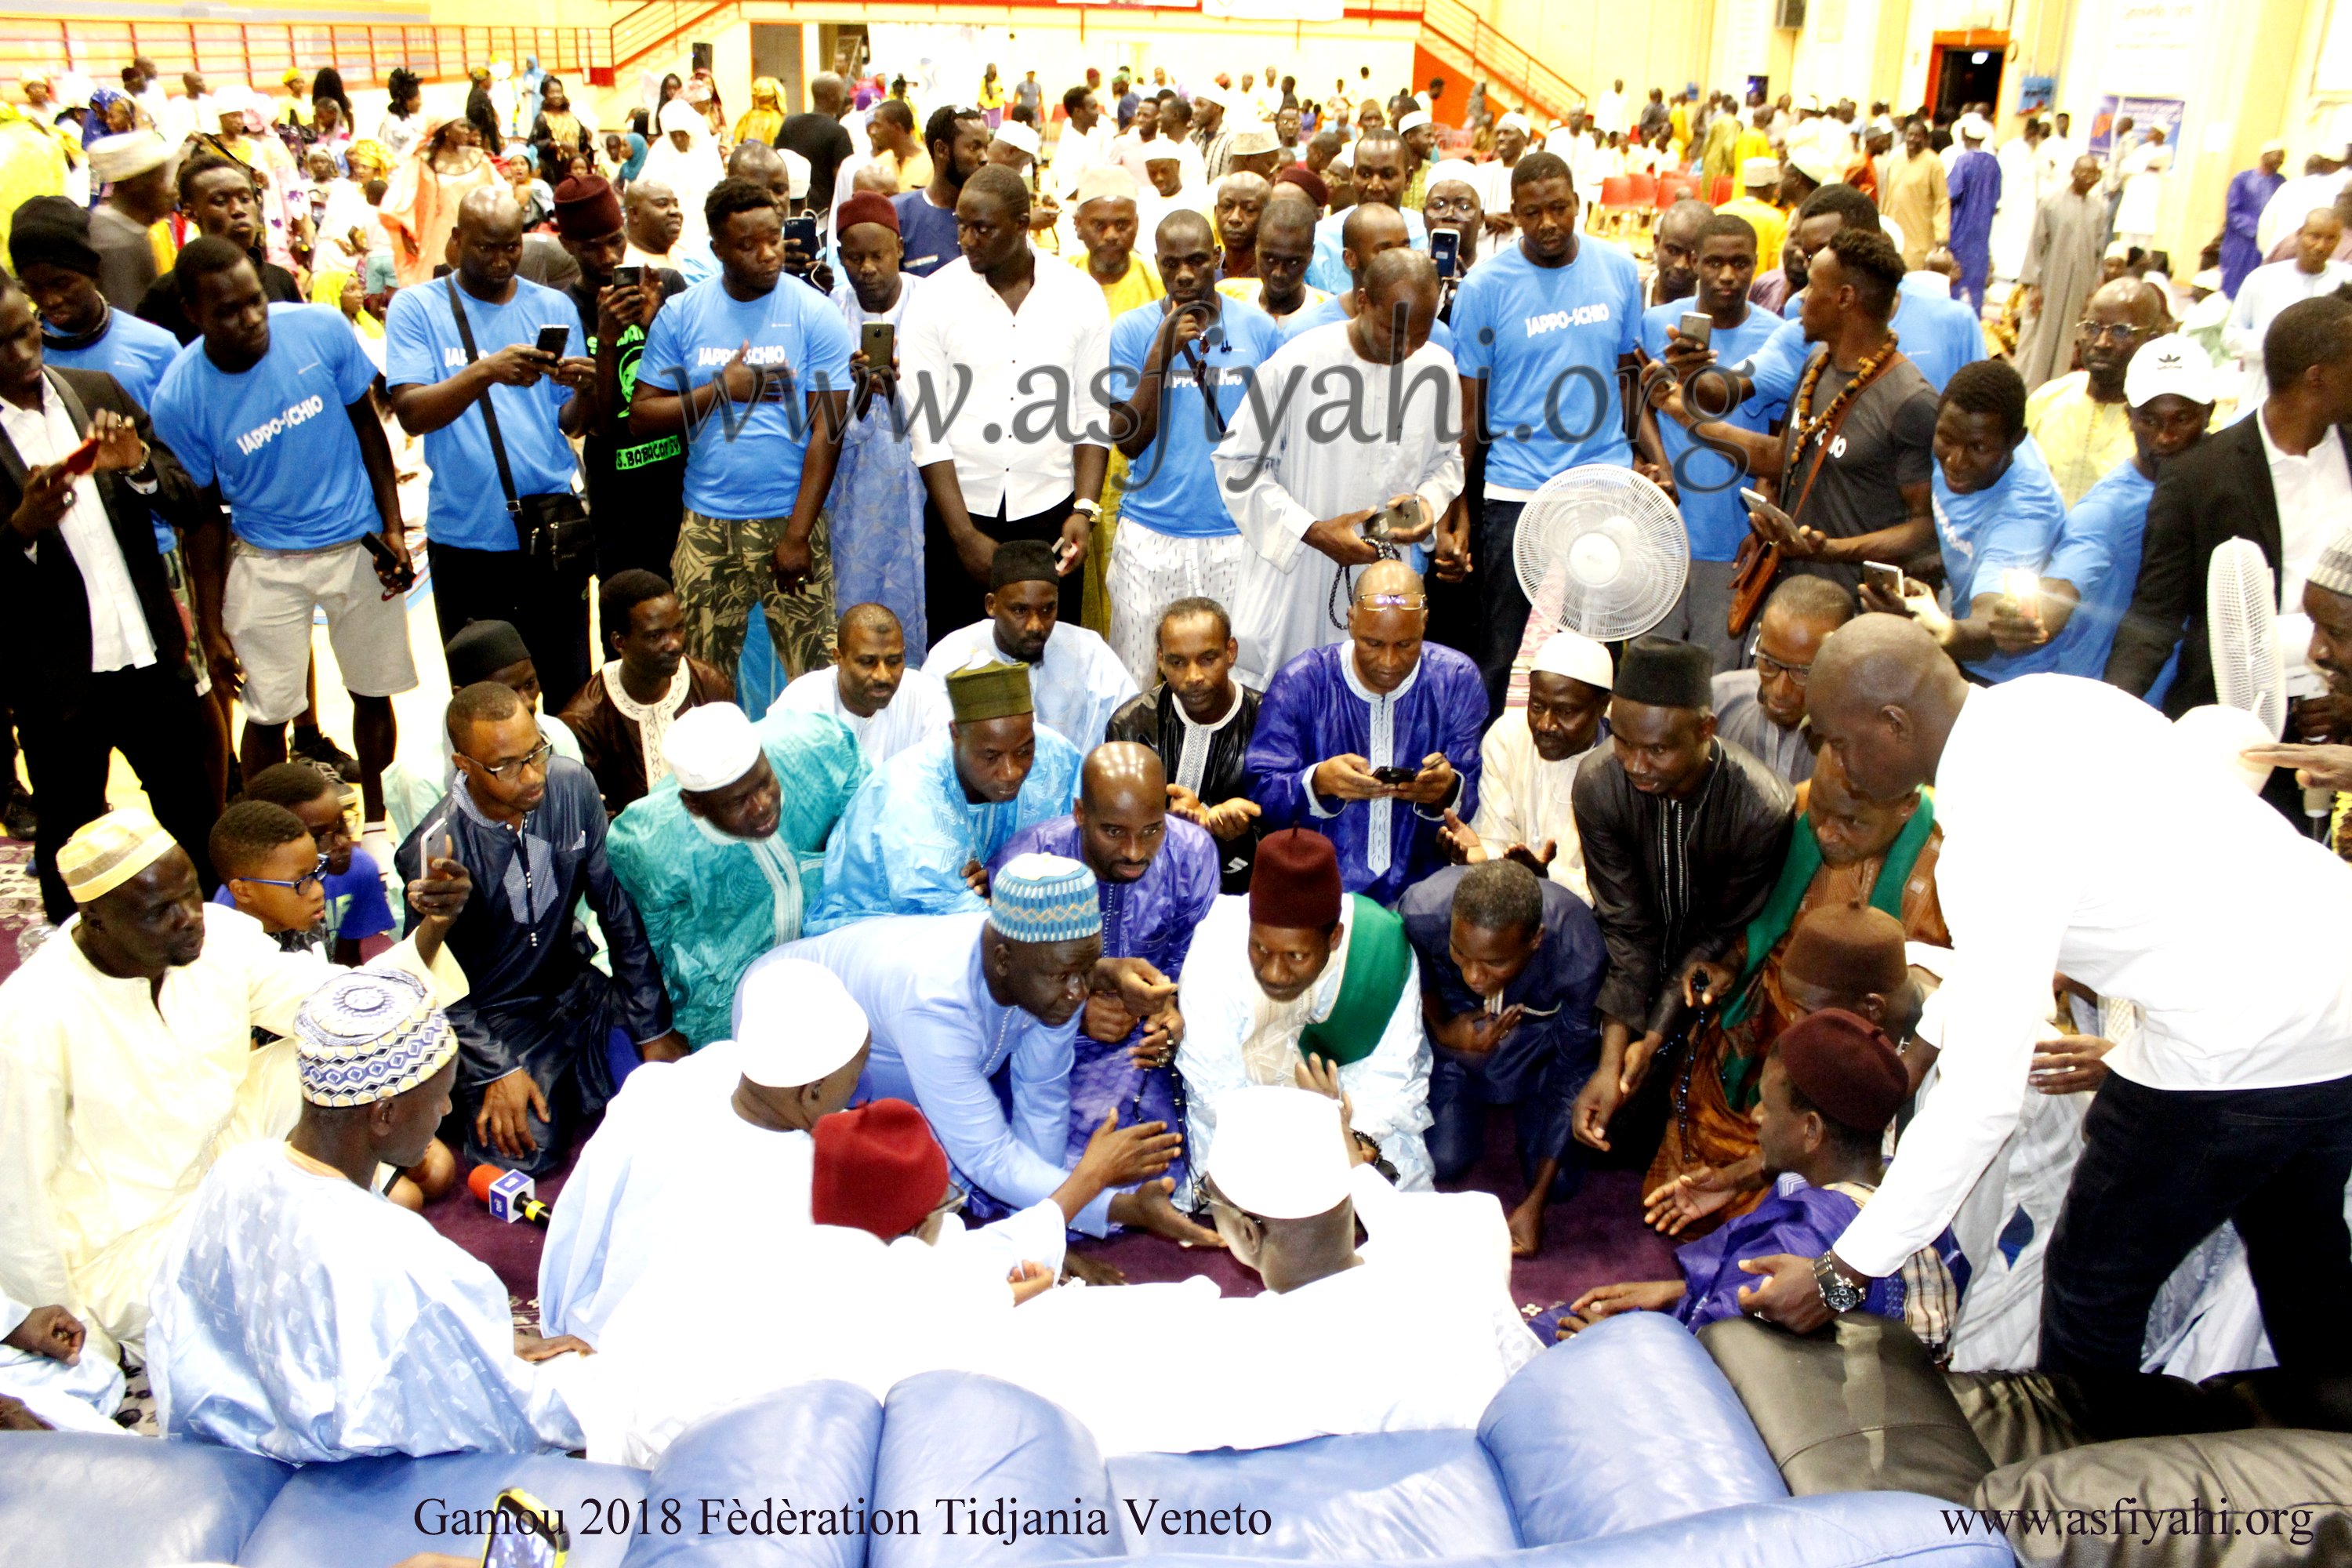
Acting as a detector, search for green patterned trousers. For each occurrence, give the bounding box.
[672,506,839,684]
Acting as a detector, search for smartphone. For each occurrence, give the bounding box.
[1371,764,1420,786]
[785,213,819,267]
[1864,560,1905,601]
[861,321,895,366]
[359,530,415,592]
[533,324,571,358]
[612,264,644,289]
[60,432,102,476]
[1738,486,1773,511]
[1678,310,1713,350]
[482,1487,567,1568]
[1428,227,1461,281]
[1364,501,1415,543]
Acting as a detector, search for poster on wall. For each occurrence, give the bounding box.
[2104,0,2202,99]
[2016,74,2055,112]
[2088,93,2184,155]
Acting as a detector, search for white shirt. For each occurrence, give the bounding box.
[2257,408,2352,614]
[2256,171,2350,261]
[1051,118,1113,201]
[1835,675,2352,1278]
[924,618,1138,752]
[900,247,1113,520]
[0,383,154,673]
[2225,260,2352,410]
[771,662,953,765]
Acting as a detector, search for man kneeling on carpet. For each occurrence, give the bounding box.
[1557,1008,1965,1354]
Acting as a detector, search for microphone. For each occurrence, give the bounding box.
[467,1163,550,1225]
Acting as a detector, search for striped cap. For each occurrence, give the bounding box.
[295,969,459,1107]
[2310,527,2352,599]
[988,853,1102,945]
[57,807,180,903]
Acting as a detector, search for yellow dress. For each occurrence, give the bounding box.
[735,78,786,147]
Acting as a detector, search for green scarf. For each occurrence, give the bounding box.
[1717,788,1936,1105]
[1298,895,1414,1068]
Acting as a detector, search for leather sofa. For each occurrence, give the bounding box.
[0,1312,2009,1567]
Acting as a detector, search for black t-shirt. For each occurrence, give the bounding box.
[1780,350,1939,592]
[566,269,690,535]
[136,258,303,346]
[775,112,855,214]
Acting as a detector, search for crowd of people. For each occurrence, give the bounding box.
[0,45,2348,1504]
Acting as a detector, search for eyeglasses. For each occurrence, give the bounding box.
[2074,321,2147,343]
[1754,649,1813,686]
[463,739,555,780]
[239,853,328,895]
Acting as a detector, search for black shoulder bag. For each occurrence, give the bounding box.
[445,278,592,575]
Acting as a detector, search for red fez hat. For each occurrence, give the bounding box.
[552,174,622,240]
[837,189,901,237]
[1274,165,1330,207]
[1249,827,1343,929]
[811,1098,951,1240]
[1775,1008,1908,1137]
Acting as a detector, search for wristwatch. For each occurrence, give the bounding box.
[1071,497,1102,518]
[1812,1254,1867,1313]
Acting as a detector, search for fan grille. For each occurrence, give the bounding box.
[2207,537,2286,740]
[1512,465,1689,643]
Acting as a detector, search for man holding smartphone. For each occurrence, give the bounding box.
[386,189,598,710]
[550,174,690,583]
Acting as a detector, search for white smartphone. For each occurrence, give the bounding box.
[1738,487,1773,511]
[1864,560,1904,600]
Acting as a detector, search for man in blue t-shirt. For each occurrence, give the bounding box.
[1305,129,1428,295]
[892,105,989,277]
[387,188,597,711]
[1450,151,1649,713]
[149,238,417,826]
[1638,212,1784,672]
[1877,361,2067,684]
[1105,209,1286,685]
[634,176,855,686]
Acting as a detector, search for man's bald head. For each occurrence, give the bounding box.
[1805,615,1971,803]
[452,189,524,287]
[1340,200,1409,275]
[456,187,523,239]
[809,73,846,116]
[1363,245,1439,312]
[1657,198,1712,249]
[1261,189,1317,241]
[1075,741,1169,883]
[1355,557,1426,603]
[2086,274,2166,328]
[1157,206,1214,252]
[728,140,792,203]
[1218,171,1272,206]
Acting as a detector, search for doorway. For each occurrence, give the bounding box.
[1925,31,2006,122]
[751,24,804,111]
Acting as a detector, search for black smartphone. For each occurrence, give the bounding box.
[533,324,571,358]
[1371,764,1420,786]
[359,531,414,592]
[482,1487,567,1568]
[1679,311,1712,350]
[785,213,818,267]
[1428,227,1461,281]
[612,264,643,289]
[861,321,895,365]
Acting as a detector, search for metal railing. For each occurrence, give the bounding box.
[1417,0,1584,124]
[0,18,611,90]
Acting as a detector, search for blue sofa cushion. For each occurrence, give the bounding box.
[234,1450,646,1568]
[869,1370,1122,1568]
[0,1432,291,1567]
[621,1380,884,1568]
[1477,1313,1787,1546]
[1107,1429,1519,1559]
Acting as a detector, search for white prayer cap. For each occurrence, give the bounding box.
[2103,238,2133,261]
[1531,630,1613,689]
[781,147,811,200]
[1740,155,1780,187]
[2259,138,2288,156]
[2129,334,2214,407]
[1427,158,1479,190]
[1495,112,1532,134]
[1396,109,1432,135]
[1206,1086,1352,1219]
[1190,84,1226,109]
[735,958,870,1087]
[1789,147,1844,188]
[1075,165,1138,207]
[662,702,762,793]
[207,83,252,118]
[993,120,1040,158]
[1954,112,1992,142]
[2171,706,2276,794]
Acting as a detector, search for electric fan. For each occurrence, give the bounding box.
[2206,537,2286,740]
[1512,465,1689,643]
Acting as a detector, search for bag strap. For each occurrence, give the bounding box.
[1780,348,1909,530]
[445,276,524,519]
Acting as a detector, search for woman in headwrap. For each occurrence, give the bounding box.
[379,68,426,163]
[464,71,504,156]
[640,99,723,252]
[683,72,727,147]
[603,129,648,187]
[735,77,786,147]
[378,116,498,286]
[84,88,134,148]
[529,74,593,184]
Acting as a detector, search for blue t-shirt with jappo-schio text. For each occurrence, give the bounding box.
[45,309,184,551]
[1449,235,1645,495]
[149,303,382,552]
[637,273,855,521]
[1108,296,1286,538]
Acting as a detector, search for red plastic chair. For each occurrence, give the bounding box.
[1598,175,1635,210]
[1654,171,1698,208]
[1624,172,1658,208]
[1708,175,1733,205]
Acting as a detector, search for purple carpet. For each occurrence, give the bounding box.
[430,1109,1680,1326]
